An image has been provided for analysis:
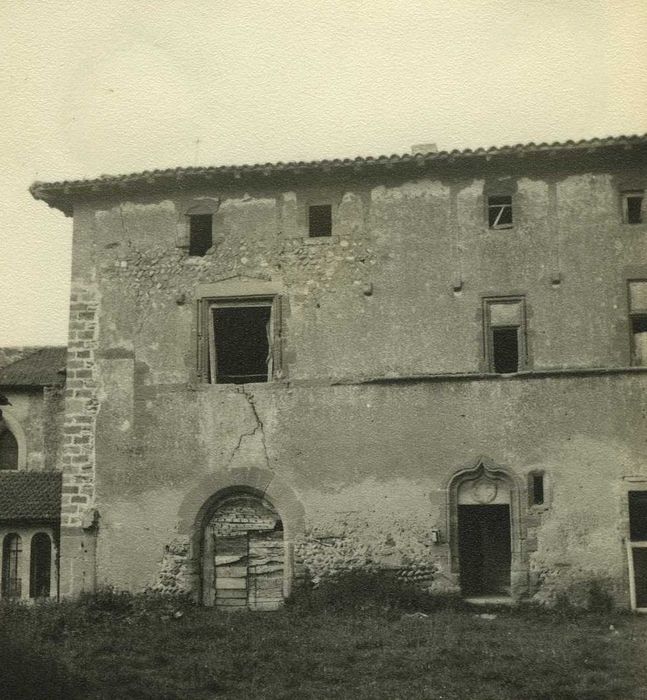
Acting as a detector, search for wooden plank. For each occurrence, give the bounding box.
[216,599,247,608]
[215,577,247,590]
[214,555,246,566]
[214,566,247,578]
[249,564,283,575]
[251,576,283,590]
[215,536,248,556]
[215,589,248,599]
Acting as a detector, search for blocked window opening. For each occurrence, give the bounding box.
[189,214,213,256]
[1,533,22,598]
[623,191,644,225]
[308,204,332,237]
[29,533,52,598]
[488,195,513,229]
[484,298,526,374]
[0,425,18,470]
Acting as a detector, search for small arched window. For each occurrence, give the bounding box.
[30,532,52,598]
[2,533,22,598]
[0,424,18,470]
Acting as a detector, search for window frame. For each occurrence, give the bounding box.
[482,296,527,374]
[627,279,647,366]
[626,486,647,612]
[197,295,283,385]
[621,190,644,225]
[487,195,514,230]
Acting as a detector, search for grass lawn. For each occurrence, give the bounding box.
[1,594,646,700]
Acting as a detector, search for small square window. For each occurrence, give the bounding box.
[308,205,332,237]
[622,191,644,225]
[488,195,513,229]
[198,297,282,384]
[189,214,213,256]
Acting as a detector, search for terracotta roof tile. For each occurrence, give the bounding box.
[0,471,62,522]
[0,347,66,387]
[30,133,647,216]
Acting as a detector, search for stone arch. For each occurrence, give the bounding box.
[0,409,26,470]
[444,456,527,599]
[178,468,305,605]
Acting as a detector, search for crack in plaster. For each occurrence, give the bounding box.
[224,386,271,470]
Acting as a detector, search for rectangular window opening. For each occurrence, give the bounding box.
[631,315,647,366]
[488,195,513,229]
[492,326,519,373]
[189,214,213,256]
[531,474,544,506]
[623,191,644,225]
[629,491,647,541]
[308,205,332,237]
[208,302,275,384]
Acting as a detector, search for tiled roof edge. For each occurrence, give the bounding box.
[30,133,647,216]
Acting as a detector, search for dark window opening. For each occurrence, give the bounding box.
[624,193,644,224]
[629,491,647,541]
[29,533,52,598]
[631,315,647,366]
[531,473,544,506]
[308,205,332,237]
[488,195,513,229]
[492,326,519,373]
[2,534,22,598]
[189,214,213,256]
[0,426,18,470]
[212,306,272,384]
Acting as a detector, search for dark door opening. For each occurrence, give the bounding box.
[458,504,511,596]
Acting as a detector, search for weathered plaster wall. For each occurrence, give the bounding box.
[59,158,647,605]
[0,388,63,472]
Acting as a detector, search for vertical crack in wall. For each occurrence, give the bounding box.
[223,386,271,469]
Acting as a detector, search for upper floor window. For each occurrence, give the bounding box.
[197,296,282,384]
[308,204,332,237]
[628,280,647,366]
[488,195,513,229]
[0,424,18,470]
[189,214,213,256]
[483,297,527,373]
[622,191,644,225]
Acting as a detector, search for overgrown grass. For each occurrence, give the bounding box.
[1,580,646,700]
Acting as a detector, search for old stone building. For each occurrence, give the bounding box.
[4,134,647,610]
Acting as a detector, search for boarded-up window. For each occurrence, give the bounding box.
[484,298,526,373]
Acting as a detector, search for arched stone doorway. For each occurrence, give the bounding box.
[177,467,305,608]
[446,458,526,600]
[203,492,285,611]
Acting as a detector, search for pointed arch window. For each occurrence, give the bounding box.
[29,533,52,598]
[2,533,22,598]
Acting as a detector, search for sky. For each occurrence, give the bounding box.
[1,0,646,346]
